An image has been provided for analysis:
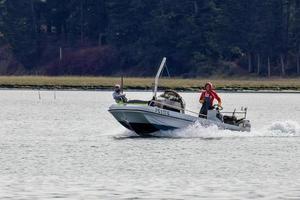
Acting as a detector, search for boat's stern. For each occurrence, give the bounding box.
[238,119,251,132]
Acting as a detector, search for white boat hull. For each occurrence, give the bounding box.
[109,104,250,136]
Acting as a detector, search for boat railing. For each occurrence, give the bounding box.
[221,107,248,119]
[149,100,248,119]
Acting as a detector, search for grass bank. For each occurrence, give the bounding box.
[0,76,300,91]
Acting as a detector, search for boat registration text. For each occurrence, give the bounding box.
[155,108,170,116]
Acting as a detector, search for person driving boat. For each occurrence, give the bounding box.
[199,82,222,118]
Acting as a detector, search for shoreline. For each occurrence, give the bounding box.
[1,76,300,93]
[2,85,300,94]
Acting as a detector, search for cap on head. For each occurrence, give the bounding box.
[114,84,121,92]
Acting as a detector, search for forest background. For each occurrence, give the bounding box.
[1,0,300,78]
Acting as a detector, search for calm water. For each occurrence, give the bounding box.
[1,90,300,199]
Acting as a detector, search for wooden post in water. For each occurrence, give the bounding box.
[38,89,41,100]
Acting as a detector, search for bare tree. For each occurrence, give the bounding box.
[297,51,300,75]
[280,54,286,76]
[248,53,252,73]
[257,54,261,75]
[193,1,198,14]
[267,56,271,77]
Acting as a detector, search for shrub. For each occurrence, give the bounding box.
[45,46,119,76]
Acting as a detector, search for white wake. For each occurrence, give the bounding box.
[152,120,300,138]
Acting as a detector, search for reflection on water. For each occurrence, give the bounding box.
[0,90,300,199]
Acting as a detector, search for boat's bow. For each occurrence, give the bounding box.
[108,104,196,136]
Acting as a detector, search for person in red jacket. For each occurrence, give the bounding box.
[199,82,222,118]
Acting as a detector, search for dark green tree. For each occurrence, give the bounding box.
[0,0,39,69]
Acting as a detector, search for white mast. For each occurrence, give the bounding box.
[153,57,167,99]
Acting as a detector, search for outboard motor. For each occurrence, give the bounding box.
[238,120,251,130]
[223,115,238,125]
[222,107,251,131]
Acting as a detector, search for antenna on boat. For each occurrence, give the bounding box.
[164,63,171,78]
[121,75,124,94]
[153,57,167,99]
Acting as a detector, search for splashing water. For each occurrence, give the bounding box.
[151,120,300,138]
[113,130,140,140]
[266,120,300,136]
[113,121,300,139]
[153,122,235,138]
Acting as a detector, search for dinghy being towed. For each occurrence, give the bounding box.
[108,58,251,136]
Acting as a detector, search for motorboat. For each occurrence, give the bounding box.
[108,58,251,136]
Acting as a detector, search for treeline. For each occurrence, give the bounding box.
[0,0,300,77]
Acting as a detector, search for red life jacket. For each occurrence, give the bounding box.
[199,90,221,107]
